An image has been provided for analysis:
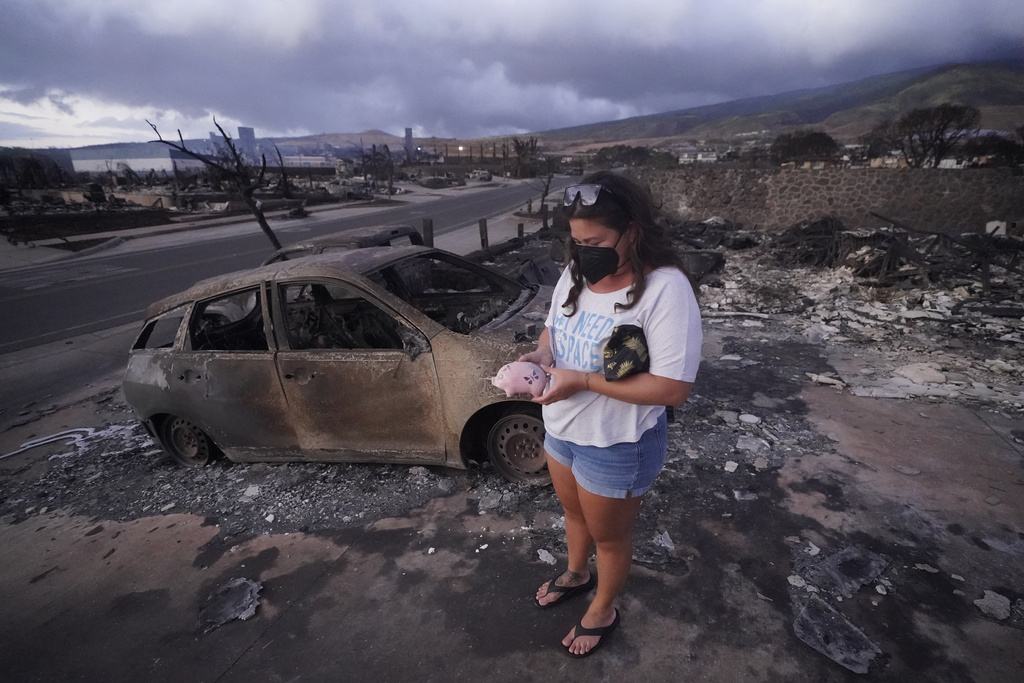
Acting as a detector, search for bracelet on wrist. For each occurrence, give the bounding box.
[584,372,591,391]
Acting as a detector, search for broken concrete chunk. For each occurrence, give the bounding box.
[199,578,262,633]
[974,590,1012,620]
[804,322,840,343]
[733,489,758,501]
[793,595,882,674]
[715,410,740,424]
[914,563,940,573]
[799,547,889,599]
[477,491,504,510]
[894,362,946,385]
[806,372,846,388]
[736,435,769,453]
[724,461,739,473]
[537,548,557,565]
[654,531,675,550]
[739,413,761,424]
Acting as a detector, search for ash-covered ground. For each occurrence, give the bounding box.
[2,221,1023,679]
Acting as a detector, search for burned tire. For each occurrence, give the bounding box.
[159,416,214,467]
[486,410,549,484]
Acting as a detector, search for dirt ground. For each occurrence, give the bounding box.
[1,230,1023,681]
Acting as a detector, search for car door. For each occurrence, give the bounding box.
[164,284,299,457]
[273,278,445,463]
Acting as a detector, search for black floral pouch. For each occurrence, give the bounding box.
[602,324,650,381]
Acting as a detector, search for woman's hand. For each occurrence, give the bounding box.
[532,365,586,405]
[518,347,553,366]
[519,327,553,367]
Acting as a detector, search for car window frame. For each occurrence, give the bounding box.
[367,251,531,335]
[132,303,192,351]
[270,275,431,355]
[184,284,275,353]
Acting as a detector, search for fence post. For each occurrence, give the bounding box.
[541,202,548,229]
[527,198,532,214]
[517,223,524,239]
[479,218,489,250]
[422,217,434,247]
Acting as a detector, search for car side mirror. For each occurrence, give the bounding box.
[400,329,430,360]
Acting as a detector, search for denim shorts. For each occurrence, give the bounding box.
[544,411,668,499]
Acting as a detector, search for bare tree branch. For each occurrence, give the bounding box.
[147,118,281,250]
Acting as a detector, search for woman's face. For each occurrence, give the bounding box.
[569,218,624,251]
[569,217,633,282]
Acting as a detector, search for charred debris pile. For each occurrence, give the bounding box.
[668,213,1024,408]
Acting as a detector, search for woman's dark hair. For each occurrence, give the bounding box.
[561,170,691,315]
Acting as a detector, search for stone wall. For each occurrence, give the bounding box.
[635,167,1024,233]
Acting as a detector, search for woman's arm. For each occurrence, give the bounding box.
[533,365,691,407]
[518,327,554,366]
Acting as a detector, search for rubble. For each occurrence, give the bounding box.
[2,224,1023,679]
[199,578,262,633]
[792,595,883,674]
[674,215,1024,412]
[974,590,1012,620]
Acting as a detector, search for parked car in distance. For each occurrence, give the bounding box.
[122,246,553,484]
[468,170,493,181]
[262,225,425,265]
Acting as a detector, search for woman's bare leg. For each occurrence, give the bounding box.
[562,487,643,655]
[536,453,594,605]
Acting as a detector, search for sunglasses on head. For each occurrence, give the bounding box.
[562,184,609,207]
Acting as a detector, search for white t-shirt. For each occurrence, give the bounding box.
[543,266,702,447]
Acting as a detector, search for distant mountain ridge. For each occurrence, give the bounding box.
[532,61,1024,150]
[275,61,1024,153]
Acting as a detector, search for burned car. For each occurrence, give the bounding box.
[262,225,425,265]
[123,246,552,483]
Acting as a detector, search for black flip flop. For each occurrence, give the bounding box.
[566,608,620,658]
[535,573,596,609]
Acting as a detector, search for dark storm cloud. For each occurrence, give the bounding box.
[1,0,1022,147]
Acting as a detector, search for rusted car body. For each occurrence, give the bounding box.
[122,246,553,483]
[262,225,424,265]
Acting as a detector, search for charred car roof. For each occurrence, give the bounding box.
[275,225,421,251]
[144,246,525,319]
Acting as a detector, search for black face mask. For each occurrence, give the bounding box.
[575,233,624,284]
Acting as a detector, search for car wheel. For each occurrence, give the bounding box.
[486,410,549,484]
[159,416,214,467]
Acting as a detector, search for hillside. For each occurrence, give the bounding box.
[276,61,1024,154]
[536,61,1024,151]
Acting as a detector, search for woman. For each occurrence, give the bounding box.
[522,171,702,657]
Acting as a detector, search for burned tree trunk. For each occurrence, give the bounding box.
[147,118,282,250]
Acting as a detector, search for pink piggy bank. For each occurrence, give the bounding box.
[491,361,549,398]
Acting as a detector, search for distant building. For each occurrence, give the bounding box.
[281,155,331,168]
[678,149,719,164]
[237,127,257,162]
[69,142,207,175]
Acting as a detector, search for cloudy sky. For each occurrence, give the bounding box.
[1,0,1022,149]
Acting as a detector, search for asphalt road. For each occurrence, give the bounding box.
[0,180,566,355]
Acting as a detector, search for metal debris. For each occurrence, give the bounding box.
[798,546,889,599]
[1,428,95,460]
[793,595,882,674]
[199,578,262,633]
